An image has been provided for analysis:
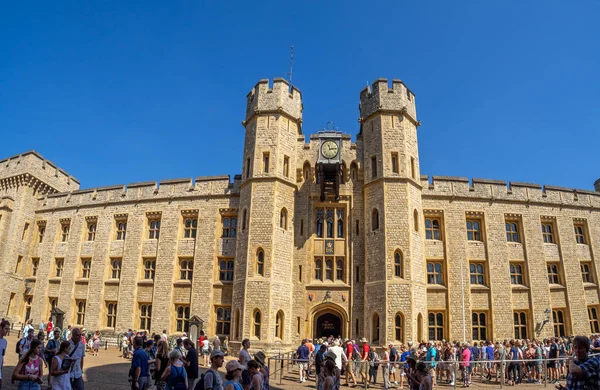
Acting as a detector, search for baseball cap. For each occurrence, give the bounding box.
[210,350,225,359]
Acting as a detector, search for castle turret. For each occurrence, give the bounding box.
[232,78,302,349]
[358,79,426,344]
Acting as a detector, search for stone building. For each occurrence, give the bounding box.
[1,77,600,351]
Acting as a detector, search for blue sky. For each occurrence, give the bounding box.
[2,1,599,190]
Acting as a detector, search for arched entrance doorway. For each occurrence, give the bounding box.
[314,312,342,339]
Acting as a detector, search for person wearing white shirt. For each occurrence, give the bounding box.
[0,319,10,388]
[328,339,347,370]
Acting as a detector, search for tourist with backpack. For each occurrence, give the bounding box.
[199,350,225,390]
[161,349,188,390]
[131,336,151,390]
[17,328,35,358]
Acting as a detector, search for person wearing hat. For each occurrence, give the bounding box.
[404,353,419,390]
[204,350,225,390]
[253,351,269,390]
[224,360,245,390]
[344,340,358,387]
[247,360,263,390]
[359,338,370,385]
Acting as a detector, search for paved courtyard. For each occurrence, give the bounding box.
[1,334,561,389]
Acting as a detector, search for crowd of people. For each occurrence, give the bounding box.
[292,335,600,390]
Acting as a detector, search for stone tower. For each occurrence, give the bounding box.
[358,79,427,343]
[232,78,302,349]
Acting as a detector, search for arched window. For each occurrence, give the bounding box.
[315,258,323,281]
[325,258,334,281]
[417,313,423,342]
[253,310,261,339]
[336,259,344,281]
[372,209,379,231]
[372,313,380,344]
[256,250,265,276]
[275,310,284,339]
[316,209,324,238]
[350,162,358,182]
[219,260,234,281]
[326,209,334,238]
[395,313,404,342]
[337,209,344,238]
[184,218,198,238]
[414,210,419,232]
[303,162,312,183]
[394,251,403,278]
[280,208,288,230]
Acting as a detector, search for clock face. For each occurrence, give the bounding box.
[321,140,339,159]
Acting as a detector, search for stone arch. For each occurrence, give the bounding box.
[350,161,358,181]
[309,303,349,340]
[303,161,312,183]
[417,313,424,342]
[371,312,380,345]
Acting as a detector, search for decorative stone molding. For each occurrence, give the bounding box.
[146,211,162,219]
[114,213,128,221]
[219,208,238,216]
[181,209,199,218]
[85,216,98,223]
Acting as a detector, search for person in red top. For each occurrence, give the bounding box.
[360,338,370,385]
[306,338,315,377]
[345,340,358,386]
[46,318,53,338]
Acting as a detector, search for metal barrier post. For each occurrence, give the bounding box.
[279,356,284,385]
[544,355,548,388]
[500,357,505,389]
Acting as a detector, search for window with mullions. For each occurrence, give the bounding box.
[81,259,91,278]
[111,259,122,279]
[469,262,486,286]
[336,259,344,281]
[542,223,554,244]
[506,222,520,242]
[326,209,334,238]
[472,312,488,341]
[253,310,261,339]
[428,312,444,341]
[76,300,86,325]
[215,306,231,335]
[589,307,600,334]
[144,259,156,280]
[149,220,161,239]
[256,250,264,276]
[219,259,234,281]
[316,209,324,238]
[116,222,127,240]
[184,218,197,239]
[180,259,193,280]
[325,258,334,281]
[222,217,237,238]
[581,262,593,283]
[139,304,152,331]
[427,261,443,285]
[466,219,482,241]
[513,311,528,339]
[176,305,190,333]
[425,219,441,240]
[315,258,323,281]
[61,223,70,242]
[510,262,525,285]
[575,224,586,244]
[337,209,344,238]
[394,313,404,342]
[87,222,97,241]
[547,263,561,285]
[106,302,117,328]
[55,259,64,277]
[552,309,567,337]
[394,251,403,278]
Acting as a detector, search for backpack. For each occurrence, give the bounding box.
[367,349,375,361]
[168,365,187,390]
[195,369,219,390]
[352,347,360,361]
[435,348,441,362]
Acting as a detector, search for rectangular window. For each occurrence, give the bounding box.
[589,306,600,334]
[215,306,231,335]
[428,312,444,341]
[297,317,301,334]
[110,258,122,280]
[298,265,302,282]
[175,305,190,332]
[143,258,156,280]
[542,222,554,244]
[410,157,416,179]
[218,258,234,281]
[55,258,64,278]
[31,258,39,277]
[180,258,194,280]
[356,266,360,283]
[115,220,127,241]
[336,258,344,282]
[15,256,22,273]
[246,158,250,179]
[222,217,237,238]
[87,221,97,242]
[552,309,567,337]
[391,153,399,173]
[300,219,304,236]
[283,155,290,177]
[575,223,587,244]
[60,221,70,242]
[513,311,528,339]
[547,263,562,285]
[505,220,520,242]
[371,156,377,178]
[37,224,45,243]
[427,261,444,285]
[81,258,91,278]
[510,262,525,285]
[106,302,117,328]
[469,262,486,286]
[466,219,482,241]
[425,218,441,240]
[472,312,488,341]
[182,211,198,239]
[263,152,270,173]
[148,219,161,240]
[356,220,360,236]
[75,300,86,325]
[22,223,29,241]
[581,262,594,283]
[139,303,152,331]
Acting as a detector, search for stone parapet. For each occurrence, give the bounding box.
[359,78,417,121]
[245,78,302,123]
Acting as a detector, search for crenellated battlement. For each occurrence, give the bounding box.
[359,78,417,121]
[245,78,302,123]
[0,150,79,193]
[421,175,600,208]
[36,174,242,212]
